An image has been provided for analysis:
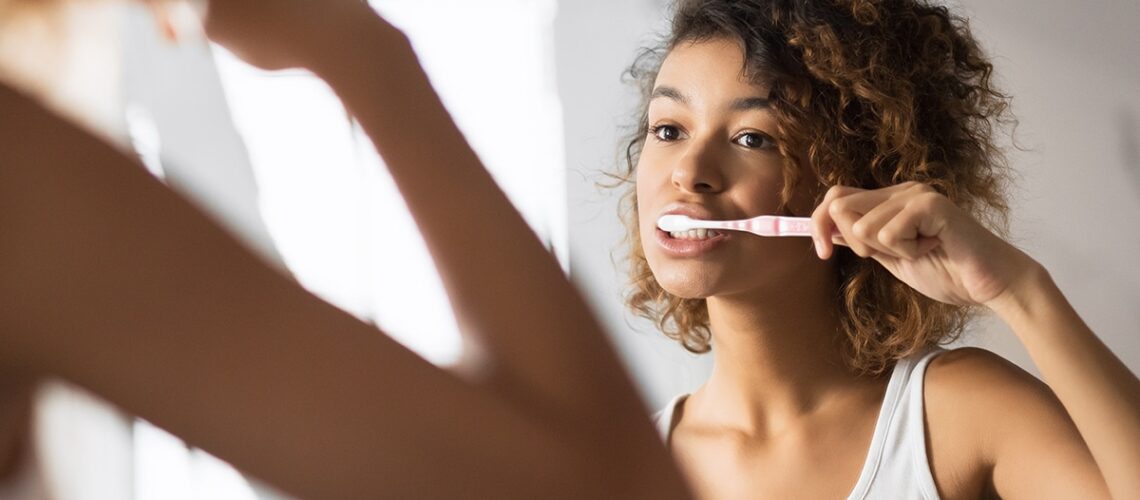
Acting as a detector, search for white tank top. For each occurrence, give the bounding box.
[653,347,946,499]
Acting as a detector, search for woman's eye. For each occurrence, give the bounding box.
[734,132,775,149]
[650,125,681,142]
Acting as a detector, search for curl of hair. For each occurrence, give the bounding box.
[613,0,1014,375]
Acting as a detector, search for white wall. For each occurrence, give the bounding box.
[555,0,1140,410]
[948,0,1140,377]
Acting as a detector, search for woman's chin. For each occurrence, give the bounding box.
[646,256,738,298]
[654,274,718,300]
[664,289,710,300]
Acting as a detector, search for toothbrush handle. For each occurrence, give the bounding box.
[774,216,814,237]
[727,216,819,237]
[772,217,844,237]
[717,216,835,237]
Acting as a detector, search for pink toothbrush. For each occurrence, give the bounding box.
[657,214,818,237]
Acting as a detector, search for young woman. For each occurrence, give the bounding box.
[0,0,1136,499]
[618,1,1140,498]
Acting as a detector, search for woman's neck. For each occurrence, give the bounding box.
[686,271,881,437]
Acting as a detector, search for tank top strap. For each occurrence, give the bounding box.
[653,393,688,446]
[904,346,947,498]
[850,346,946,499]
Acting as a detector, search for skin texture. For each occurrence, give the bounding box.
[643,37,1137,499]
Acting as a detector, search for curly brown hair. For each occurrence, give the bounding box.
[614,0,1014,375]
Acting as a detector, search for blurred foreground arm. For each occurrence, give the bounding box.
[0,2,688,498]
[203,0,683,486]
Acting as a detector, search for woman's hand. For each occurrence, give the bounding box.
[811,181,1041,309]
[192,0,380,71]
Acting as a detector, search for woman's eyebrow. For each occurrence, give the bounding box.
[650,86,770,111]
[650,86,688,105]
[730,96,770,111]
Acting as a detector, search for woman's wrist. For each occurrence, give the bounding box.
[300,9,411,79]
[983,260,1057,327]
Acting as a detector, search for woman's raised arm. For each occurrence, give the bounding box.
[201,0,680,481]
[0,2,688,498]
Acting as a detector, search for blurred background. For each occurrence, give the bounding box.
[0,0,1136,498]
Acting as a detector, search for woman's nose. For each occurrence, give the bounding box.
[670,143,724,194]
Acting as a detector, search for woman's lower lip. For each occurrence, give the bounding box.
[655,229,730,257]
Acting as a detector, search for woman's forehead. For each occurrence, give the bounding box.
[654,37,771,108]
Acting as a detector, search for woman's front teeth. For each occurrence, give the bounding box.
[669,229,721,240]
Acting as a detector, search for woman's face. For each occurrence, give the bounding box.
[636,37,819,300]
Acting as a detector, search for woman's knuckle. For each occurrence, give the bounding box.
[918,191,945,209]
[878,228,899,246]
[830,197,850,214]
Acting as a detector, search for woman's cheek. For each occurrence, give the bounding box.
[735,168,789,214]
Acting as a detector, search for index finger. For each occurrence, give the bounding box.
[811,185,862,259]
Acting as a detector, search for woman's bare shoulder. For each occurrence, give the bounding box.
[927,347,1046,395]
[922,347,1105,498]
[925,346,1079,432]
[919,348,1015,496]
[924,346,1060,443]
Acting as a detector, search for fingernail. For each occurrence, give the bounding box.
[813,236,824,259]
